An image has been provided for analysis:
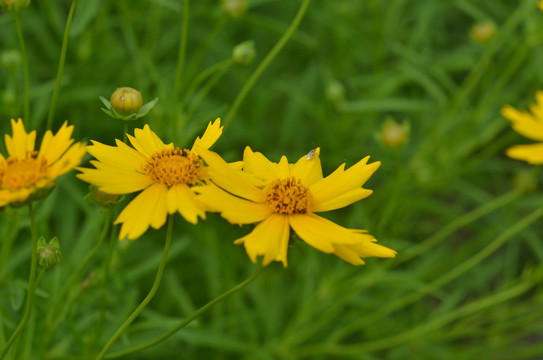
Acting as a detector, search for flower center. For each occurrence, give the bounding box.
[143,148,205,187]
[264,177,313,215]
[0,152,48,190]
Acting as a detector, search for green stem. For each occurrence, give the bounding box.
[223,0,312,129]
[330,206,543,343]
[13,12,30,123]
[0,203,39,360]
[95,215,175,360]
[173,0,190,101]
[0,208,22,281]
[105,266,265,359]
[46,0,77,131]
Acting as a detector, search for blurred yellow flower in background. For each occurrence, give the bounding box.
[503,91,543,164]
[0,118,85,207]
[196,146,396,267]
[77,119,223,240]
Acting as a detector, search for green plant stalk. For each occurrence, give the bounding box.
[95,215,175,360]
[105,266,265,359]
[0,208,22,280]
[223,0,312,129]
[42,211,112,351]
[46,0,77,131]
[173,0,190,101]
[0,203,39,360]
[295,265,541,357]
[181,58,235,109]
[330,205,543,343]
[13,12,30,123]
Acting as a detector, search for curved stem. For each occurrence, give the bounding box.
[0,203,39,360]
[46,0,77,131]
[223,0,312,129]
[106,266,264,359]
[95,214,175,360]
[173,0,190,101]
[13,12,30,123]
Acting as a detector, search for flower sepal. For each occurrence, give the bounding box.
[9,185,56,208]
[85,185,124,210]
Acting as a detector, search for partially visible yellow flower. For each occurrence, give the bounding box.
[195,146,396,267]
[539,0,543,11]
[503,91,543,164]
[77,119,223,240]
[0,118,86,207]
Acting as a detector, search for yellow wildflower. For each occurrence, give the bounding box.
[0,118,85,207]
[77,119,223,240]
[195,146,396,267]
[503,91,543,164]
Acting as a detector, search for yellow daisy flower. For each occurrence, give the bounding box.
[77,119,223,240]
[195,146,396,267]
[503,90,543,164]
[0,118,86,207]
[539,0,543,11]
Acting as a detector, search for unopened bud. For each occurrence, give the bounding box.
[221,0,248,18]
[233,41,256,65]
[379,118,409,149]
[37,236,62,269]
[1,49,21,72]
[512,170,537,194]
[470,21,496,44]
[325,80,345,104]
[1,0,30,11]
[85,185,123,209]
[110,87,143,114]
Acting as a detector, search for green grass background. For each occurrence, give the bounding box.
[1,0,543,359]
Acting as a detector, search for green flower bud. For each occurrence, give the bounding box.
[325,80,345,104]
[37,236,62,269]
[1,0,30,12]
[512,170,537,195]
[470,21,496,44]
[1,49,21,72]
[85,185,123,209]
[233,41,256,65]
[221,0,248,18]
[379,118,409,149]
[100,87,158,121]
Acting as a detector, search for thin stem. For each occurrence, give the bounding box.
[46,0,77,131]
[13,12,30,123]
[0,208,22,280]
[330,205,543,343]
[223,0,312,129]
[95,215,175,360]
[173,0,190,101]
[106,266,265,359]
[0,203,39,360]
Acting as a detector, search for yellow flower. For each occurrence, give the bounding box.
[539,0,543,11]
[503,91,543,164]
[0,118,86,207]
[77,119,223,240]
[195,146,396,267]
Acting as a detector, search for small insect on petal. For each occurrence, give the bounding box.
[306,148,317,160]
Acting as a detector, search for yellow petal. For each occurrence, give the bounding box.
[234,214,290,267]
[291,147,323,187]
[333,240,397,265]
[311,157,380,210]
[76,166,153,194]
[313,188,373,212]
[48,142,87,177]
[506,143,543,164]
[5,118,36,159]
[502,105,543,141]
[38,121,75,164]
[195,183,272,224]
[115,183,168,240]
[87,139,147,170]
[128,124,171,158]
[195,147,265,202]
[166,183,206,224]
[191,118,223,153]
[276,156,290,178]
[241,146,277,186]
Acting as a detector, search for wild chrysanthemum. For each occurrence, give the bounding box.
[77,119,223,240]
[0,118,86,207]
[195,146,396,267]
[503,91,543,164]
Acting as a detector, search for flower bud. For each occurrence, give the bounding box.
[85,185,122,209]
[325,80,345,104]
[221,0,248,18]
[233,41,256,65]
[1,0,30,11]
[379,118,409,149]
[512,170,537,194]
[110,87,143,114]
[470,21,496,44]
[37,236,62,269]
[1,49,21,72]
